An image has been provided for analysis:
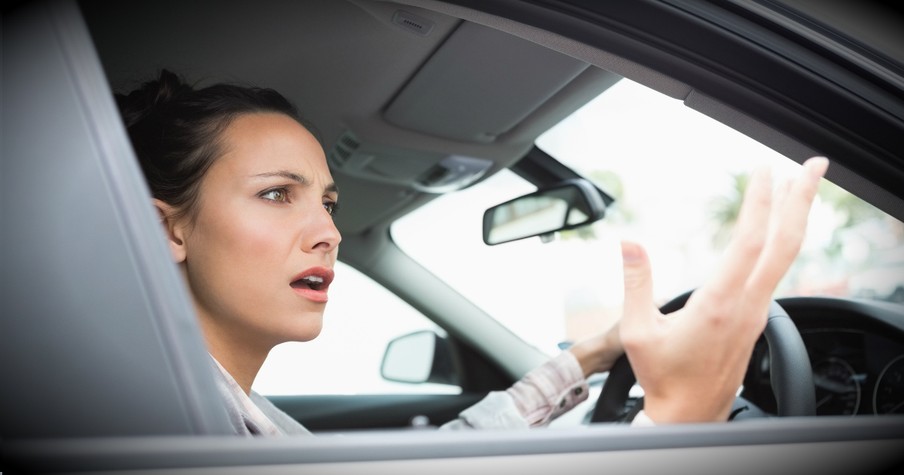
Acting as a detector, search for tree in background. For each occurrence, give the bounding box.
[709,173,749,249]
[709,171,903,300]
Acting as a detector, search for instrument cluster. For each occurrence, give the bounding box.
[744,299,904,417]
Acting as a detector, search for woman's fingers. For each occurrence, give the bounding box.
[746,157,828,303]
[620,241,657,334]
[694,166,772,307]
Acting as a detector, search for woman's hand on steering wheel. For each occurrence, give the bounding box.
[618,157,828,424]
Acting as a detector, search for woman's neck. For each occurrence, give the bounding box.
[208,344,266,395]
[199,320,270,395]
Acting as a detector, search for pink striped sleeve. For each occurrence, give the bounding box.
[505,351,589,427]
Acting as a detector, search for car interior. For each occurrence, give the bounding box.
[3,0,904,473]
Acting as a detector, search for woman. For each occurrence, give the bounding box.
[117,70,827,435]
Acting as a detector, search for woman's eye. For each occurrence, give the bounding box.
[323,201,339,216]
[260,188,289,202]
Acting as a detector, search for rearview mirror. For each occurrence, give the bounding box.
[482,178,608,245]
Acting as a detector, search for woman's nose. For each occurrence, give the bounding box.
[302,204,342,253]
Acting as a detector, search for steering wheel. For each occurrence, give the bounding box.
[590,290,816,423]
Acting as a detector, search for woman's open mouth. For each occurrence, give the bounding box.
[290,267,334,303]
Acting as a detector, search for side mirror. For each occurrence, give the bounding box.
[381,330,459,386]
[483,178,609,245]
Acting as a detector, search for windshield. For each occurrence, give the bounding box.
[392,79,904,356]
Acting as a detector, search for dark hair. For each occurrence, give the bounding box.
[116,69,311,221]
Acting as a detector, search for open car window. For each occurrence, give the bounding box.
[392,78,904,356]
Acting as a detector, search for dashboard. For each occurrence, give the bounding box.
[744,297,904,417]
[804,329,904,416]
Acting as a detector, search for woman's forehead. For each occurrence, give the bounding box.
[216,113,333,184]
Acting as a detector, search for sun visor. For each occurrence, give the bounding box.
[384,21,589,143]
[328,130,493,193]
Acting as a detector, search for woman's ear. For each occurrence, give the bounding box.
[153,199,188,263]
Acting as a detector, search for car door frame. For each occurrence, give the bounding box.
[4,0,904,473]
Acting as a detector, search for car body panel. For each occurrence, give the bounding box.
[1,0,232,439]
[5,417,904,474]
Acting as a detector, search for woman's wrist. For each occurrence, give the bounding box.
[568,323,623,378]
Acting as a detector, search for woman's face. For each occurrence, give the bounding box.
[174,113,341,350]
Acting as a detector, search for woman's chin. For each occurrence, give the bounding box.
[283,318,324,343]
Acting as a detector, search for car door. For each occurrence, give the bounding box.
[4,1,904,474]
[1,0,233,440]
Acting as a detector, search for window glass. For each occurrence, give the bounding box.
[254,261,460,395]
[536,79,904,306]
[392,78,904,357]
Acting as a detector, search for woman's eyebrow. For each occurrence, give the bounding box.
[253,170,338,195]
[252,170,308,184]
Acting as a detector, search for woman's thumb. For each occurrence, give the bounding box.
[621,241,655,319]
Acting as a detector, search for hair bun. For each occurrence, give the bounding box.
[115,69,192,128]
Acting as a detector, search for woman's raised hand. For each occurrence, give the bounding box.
[619,157,829,423]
